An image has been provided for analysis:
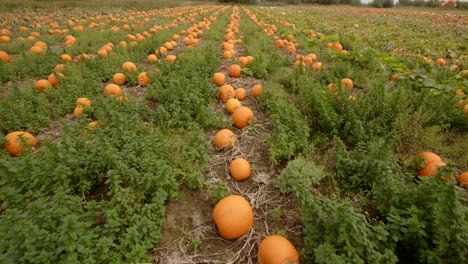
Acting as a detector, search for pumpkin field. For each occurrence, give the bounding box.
[0,1,467,263]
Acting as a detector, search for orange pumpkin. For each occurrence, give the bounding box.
[258,235,299,264]
[232,106,254,128]
[235,88,246,100]
[237,56,249,66]
[228,64,242,78]
[60,54,72,62]
[252,84,263,98]
[166,55,177,63]
[0,50,11,63]
[213,72,225,86]
[54,64,65,73]
[214,129,236,149]
[457,172,468,189]
[85,121,99,133]
[341,78,353,91]
[219,85,236,101]
[121,62,137,73]
[3,131,37,156]
[212,195,253,239]
[147,54,158,63]
[311,62,322,72]
[112,73,126,86]
[97,49,108,59]
[35,79,51,91]
[76,97,91,108]
[418,160,446,177]
[30,45,44,55]
[48,73,63,87]
[436,58,446,67]
[73,105,84,118]
[137,72,150,86]
[229,158,251,181]
[104,84,122,96]
[416,152,442,169]
[225,98,241,113]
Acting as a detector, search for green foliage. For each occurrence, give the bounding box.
[258,82,310,163]
[273,157,325,193]
[284,0,302,4]
[374,173,468,263]
[276,159,397,263]
[240,14,291,79]
[207,181,230,205]
[335,138,398,192]
[371,0,395,8]
[0,8,222,262]
[147,44,223,130]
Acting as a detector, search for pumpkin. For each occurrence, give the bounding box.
[158,47,168,55]
[341,78,353,91]
[436,58,446,67]
[97,49,108,58]
[258,235,299,264]
[252,84,263,98]
[76,54,91,63]
[0,35,11,43]
[104,84,122,96]
[35,79,51,91]
[76,97,91,108]
[119,41,127,48]
[229,158,251,181]
[112,73,126,85]
[333,43,343,51]
[235,88,246,100]
[219,84,236,100]
[223,50,234,59]
[228,64,242,78]
[213,72,225,86]
[416,152,442,169]
[232,106,254,128]
[307,53,317,61]
[225,98,241,113]
[73,105,84,118]
[0,50,11,63]
[30,45,44,55]
[48,73,63,87]
[148,54,158,63]
[60,54,72,62]
[137,72,150,86]
[418,160,446,177]
[457,172,468,189]
[212,195,253,239]
[166,55,177,63]
[237,56,249,66]
[34,41,47,49]
[214,129,236,149]
[54,64,65,73]
[311,62,322,72]
[3,131,37,156]
[121,62,137,73]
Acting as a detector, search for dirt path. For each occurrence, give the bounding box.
[153,7,302,263]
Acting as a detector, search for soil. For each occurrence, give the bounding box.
[36,113,74,144]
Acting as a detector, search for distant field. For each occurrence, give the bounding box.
[0,2,467,263]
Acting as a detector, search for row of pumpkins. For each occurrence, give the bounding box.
[210,7,299,263]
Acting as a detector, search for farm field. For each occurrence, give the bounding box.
[0,2,467,263]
